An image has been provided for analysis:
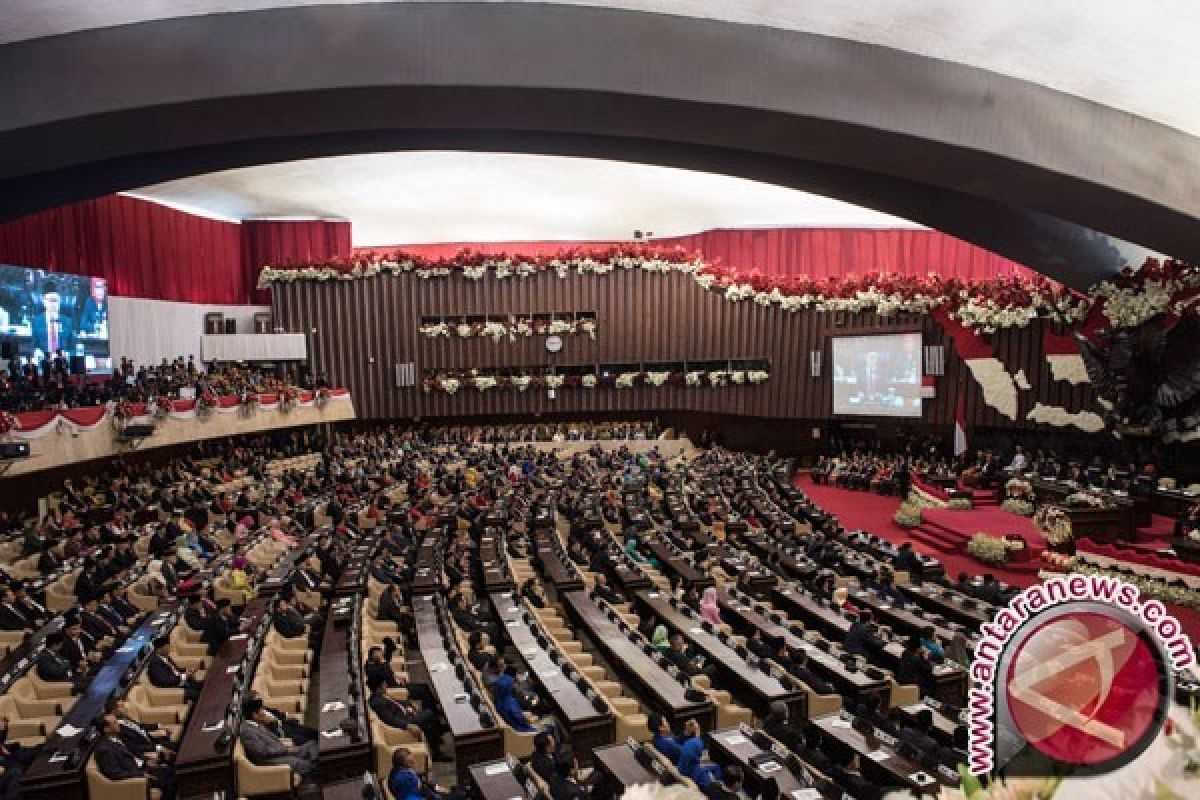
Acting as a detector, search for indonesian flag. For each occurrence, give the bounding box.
[954,388,969,457]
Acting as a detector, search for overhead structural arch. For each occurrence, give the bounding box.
[1,1,1194,286]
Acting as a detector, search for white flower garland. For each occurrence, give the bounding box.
[644,371,670,387]
[422,317,597,341]
[615,372,639,389]
[580,374,598,388]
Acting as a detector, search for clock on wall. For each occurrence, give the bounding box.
[545,335,564,353]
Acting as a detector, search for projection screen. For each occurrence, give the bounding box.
[831,332,923,417]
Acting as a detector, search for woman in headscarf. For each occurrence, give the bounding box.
[675,718,722,789]
[699,587,722,626]
[228,555,257,599]
[651,624,671,652]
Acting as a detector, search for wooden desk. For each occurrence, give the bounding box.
[488,592,613,762]
[469,760,532,800]
[19,605,183,800]
[479,534,514,593]
[533,530,585,591]
[706,727,831,800]
[717,591,888,704]
[410,534,444,596]
[334,536,381,597]
[412,596,503,785]
[813,714,956,795]
[644,537,713,590]
[634,590,805,719]
[559,591,714,729]
[592,744,660,799]
[900,585,991,630]
[315,595,371,784]
[257,534,314,597]
[175,598,272,800]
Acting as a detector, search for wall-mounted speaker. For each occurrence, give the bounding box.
[924,345,945,376]
[810,350,822,377]
[394,362,416,388]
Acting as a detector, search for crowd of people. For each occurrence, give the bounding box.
[0,353,328,412]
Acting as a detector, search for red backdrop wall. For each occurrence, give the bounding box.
[357,228,1037,281]
[0,195,351,304]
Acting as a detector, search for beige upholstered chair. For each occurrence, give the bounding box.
[86,758,161,800]
[234,740,299,797]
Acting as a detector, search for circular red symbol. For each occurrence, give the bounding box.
[1004,611,1164,766]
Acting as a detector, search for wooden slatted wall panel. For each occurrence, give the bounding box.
[273,271,1097,426]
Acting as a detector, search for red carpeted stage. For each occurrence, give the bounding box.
[795,473,1200,640]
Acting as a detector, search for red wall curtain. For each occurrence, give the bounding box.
[241,219,352,303]
[357,228,1036,281]
[651,228,1036,281]
[0,195,247,303]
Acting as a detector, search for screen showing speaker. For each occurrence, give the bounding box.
[0,264,111,373]
[831,332,923,417]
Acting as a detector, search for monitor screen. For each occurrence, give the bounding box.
[0,264,112,373]
[831,332,922,417]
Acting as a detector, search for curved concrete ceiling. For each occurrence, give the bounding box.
[126,152,923,246]
[0,1,1192,287]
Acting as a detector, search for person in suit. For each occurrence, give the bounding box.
[106,696,173,757]
[147,636,201,701]
[530,731,558,783]
[388,747,453,800]
[897,636,936,696]
[37,545,64,573]
[80,597,120,644]
[845,612,886,661]
[367,676,445,759]
[786,648,835,696]
[246,690,317,746]
[238,698,318,778]
[675,718,722,790]
[203,598,238,654]
[30,281,75,361]
[549,754,588,800]
[13,583,49,627]
[272,596,308,640]
[664,633,717,679]
[61,616,103,670]
[830,749,882,800]
[94,712,175,800]
[36,632,78,687]
[0,587,32,631]
[377,583,412,630]
[78,278,109,336]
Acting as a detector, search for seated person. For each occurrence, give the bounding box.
[249,689,317,746]
[896,636,936,696]
[378,583,412,630]
[367,676,445,760]
[900,708,940,757]
[648,713,684,760]
[829,749,882,800]
[0,587,34,631]
[784,648,835,696]
[492,667,550,735]
[94,711,176,800]
[272,597,309,639]
[675,718,722,790]
[664,633,718,679]
[591,573,621,605]
[147,636,202,701]
[466,631,494,671]
[106,696,174,758]
[239,698,318,778]
[36,632,80,689]
[704,764,744,800]
[530,731,558,783]
[844,612,886,661]
[388,747,453,800]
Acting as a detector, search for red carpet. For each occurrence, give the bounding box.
[794,474,1200,640]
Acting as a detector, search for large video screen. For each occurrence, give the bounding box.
[0,265,111,373]
[831,332,922,417]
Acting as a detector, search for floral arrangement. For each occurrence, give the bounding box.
[419,321,451,338]
[0,411,20,437]
[948,497,974,511]
[151,395,173,420]
[1034,506,1073,547]
[111,400,135,422]
[707,370,729,387]
[260,244,1200,334]
[644,371,670,387]
[278,388,297,411]
[422,367,771,393]
[472,375,498,392]
[1068,560,1200,610]
[1002,478,1036,516]
[893,501,924,528]
[1063,491,1116,510]
[967,533,1009,565]
[315,387,332,409]
[747,370,770,384]
[423,317,599,342]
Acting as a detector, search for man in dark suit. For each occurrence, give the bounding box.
[80,597,121,643]
[147,636,201,701]
[203,598,238,654]
[272,597,308,640]
[367,677,445,760]
[0,587,32,631]
[664,634,717,680]
[36,632,78,687]
[30,281,74,361]
[845,612,886,661]
[239,698,318,778]
[94,712,175,800]
[106,696,174,756]
[61,616,103,670]
[703,764,744,800]
[377,584,411,630]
